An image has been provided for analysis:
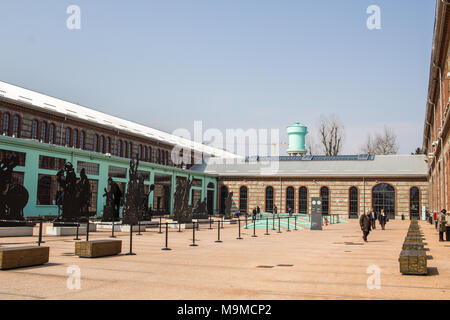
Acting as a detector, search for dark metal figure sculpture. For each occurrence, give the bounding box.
[224,191,233,219]
[0,153,29,226]
[78,168,91,218]
[54,162,81,225]
[122,156,146,225]
[173,176,193,223]
[102,177,123,222]
[192,198,208,219]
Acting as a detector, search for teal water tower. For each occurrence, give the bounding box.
[287,122,308,156]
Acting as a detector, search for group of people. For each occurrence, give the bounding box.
[359,208,388,242]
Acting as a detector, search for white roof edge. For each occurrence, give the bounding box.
[0,80,241,159]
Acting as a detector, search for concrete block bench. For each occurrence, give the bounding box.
[399,250,427,275]
[75,240,122,258]
[0,246,49,270]
[402,242,425,251]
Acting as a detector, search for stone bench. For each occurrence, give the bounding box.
[404,236,423,243]
[402,242,425,251]
[399,250,427,275]
[0,246,49,270]
[75,240,122,258]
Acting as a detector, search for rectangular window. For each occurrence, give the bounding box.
[39,155,66,170]
[108,166,127,179]
[192,179,202,187]
[0,149,26,166]
[36,174,59,205]
[12,172,24,185]
[88,179,98,213]
[137,170,150,181]
[77,161,100,176]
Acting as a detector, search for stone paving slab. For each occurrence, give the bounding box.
[0,220,449,299]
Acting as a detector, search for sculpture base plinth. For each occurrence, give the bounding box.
[0,227,34,237]
[46,224,97,236]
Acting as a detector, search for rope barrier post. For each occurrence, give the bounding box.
[162,223,171,251]
[178,220,182,232]
[37,220,45,246]
[252,218,257,237]
[197,220,200,231]
[278,216,282,233]
[126,223,136,255]
[73,221,80,240]
[110,218,116,238]
[245,213,248,229]
[265,218,269,235]
[190,222,198,247]
[287,216,291,232]
[221,215,224,229]
[272,214,276,230]
[136,220,142,236]
[236,217,243,240]
[158,216,163,234]
[294,216,298,231]
[86,220,90,242]
[209,216,213,230]
[215,220,222,243]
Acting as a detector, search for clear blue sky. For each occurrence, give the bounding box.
[0,0,436,155]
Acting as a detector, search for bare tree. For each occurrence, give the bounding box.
[306,134,318,155]
[361,126,399,155]
[317,115,345,156]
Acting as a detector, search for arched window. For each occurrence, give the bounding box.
[410,187,420,220]
[31,120,38,140]
[286,187,295,212]
[239,186,248,213]
[49,124,55,144]
[106,137,111,154]
[73,129,78,148]
[349,187,358,219]
[299,187,308,214]
[99,136,105,153]
[117,140,122,157]
[265,186,274,213]
[220,186,228,214]
[41,122,47,142]
[148,146,152,162]
[122,140,127,157]
[129,142,133,158]
[80,131,85,150]
[166,150,169,165]
[320,187,329,215]
[93,134,99,152]
[144,146,148,161]
[138,144,142,160]
[2,113,9,135]
[372,183,395,220]
[65,127,71,147]
[12,115,20,137]
[158,149,161,164]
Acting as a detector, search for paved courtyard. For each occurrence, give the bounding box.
[0,219,449,300]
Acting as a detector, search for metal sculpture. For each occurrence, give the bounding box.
[79,168,91,218]
[102,177,123,222]
[122,156,147,225]
[192,198,208,219]
[224,191,233,219]
[173,176,193,223]
[0,153,29,226]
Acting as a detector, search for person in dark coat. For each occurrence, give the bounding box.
[378,209,386,230]
[439,209,447,242]
[252,208,257,221]
[256,206,261,218]
[360,210,372,242]
[369,208,376,230]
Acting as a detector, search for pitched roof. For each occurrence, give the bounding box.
[0,80,241,159]
[191,155,428,178]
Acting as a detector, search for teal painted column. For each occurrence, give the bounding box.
[149,170,155,210]
[170,172,176,216]
[23,151,39,217]
[97,161,109,217]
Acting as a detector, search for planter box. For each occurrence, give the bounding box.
[0,227,34,237]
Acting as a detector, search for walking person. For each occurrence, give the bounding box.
[288,207,293,217]
[256,206,261,218]
[439,209,447,242]
[252,208,257,222]
[434,211,438,229]
[274,205,278,215]
[369,208,376,230]
[379,209,386,230]
[446,210,450,241]
[360,210,372,242]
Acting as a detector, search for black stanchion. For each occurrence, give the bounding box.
[278,216,281,233]
[215,220,222,243]
[245,214,248,229]
[272,214,276,230]
[294,216,298,231]
[209,216,213,230]
[265,218,269,235]
[162,223,171,251]
[158,216,163,234]
[197,220,200,231]
[73,221,81,240]
[37,220,44,246]
[126,223,136,255]
[236,217,243,240]
[287,216,291,232]
[221,216,224,229]
[137,220,142,236]
[110,218,116,238]
[86,220,90,242]
[178,221,182,233]
[190,222,198,247]
[252,218,257,237]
